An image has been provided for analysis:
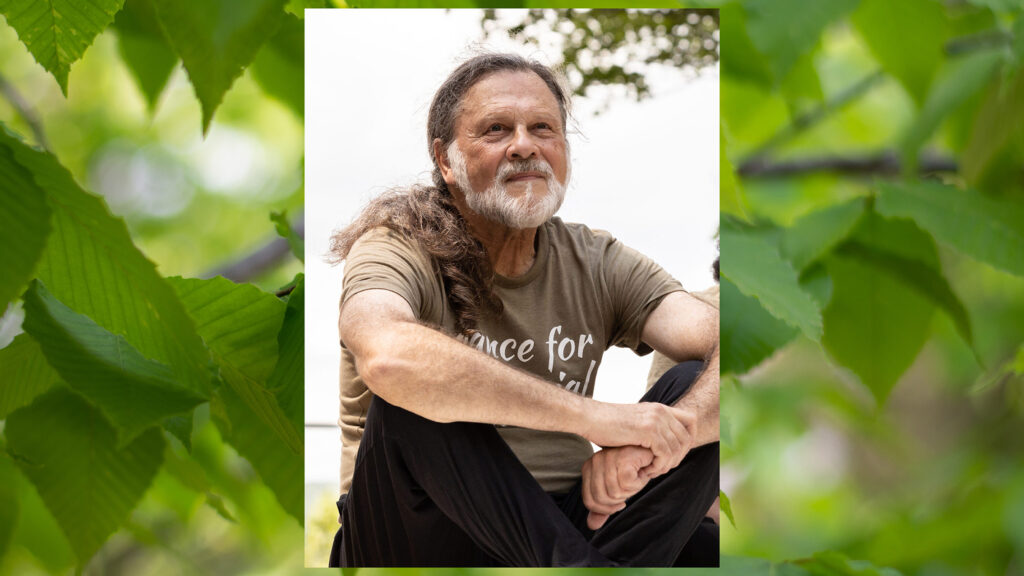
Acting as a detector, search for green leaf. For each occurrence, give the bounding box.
[744,0,858,81]
[800,551,904,576]
[720,126,751,220]
[719,490,735,528]
[114,0,179,110]
[149,0,288,132]
[0,454,17,561]
[22,279,206,445]
[721,278,798,375]
[719,3,774,86]
[900,50,1001,162]
[268,275,303,437]
[721,226,822,341]
[852,0,948,105]
[251,13,303,118]
[5,388,165,563]
[0,126,216,398]
[835,241,976,356]
[781,198,866,271]
[875,181,1024,277]
[0,0,126,95]
[822,215,938,403]
[0,137,51,314]
[962,65,1024,185]
[0,333,61,419]
[270,210,304,263]
[285,0,329,16]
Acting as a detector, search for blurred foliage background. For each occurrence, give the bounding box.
[1,1,1023,575]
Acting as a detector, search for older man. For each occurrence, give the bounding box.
[329,53,719,567]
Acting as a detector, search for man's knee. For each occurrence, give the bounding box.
[642,360,704,405]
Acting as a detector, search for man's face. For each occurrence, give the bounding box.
[440,70,570,229]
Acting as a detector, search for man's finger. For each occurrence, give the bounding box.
[587,511,610,531]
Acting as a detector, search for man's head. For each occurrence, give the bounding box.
[428,54,572,229]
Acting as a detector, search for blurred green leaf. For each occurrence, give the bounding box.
[5,388,165,563]
[0,334,61,420]
[900,50,1001,163]
[251,13,304,118]
[149,0,288,132]
[0,137,51,315]
[719,3,774,86]
[0,0,125,95]
[0,128,217,398]
[822,214,938,403]
[0,454,17,561]
[800,551,904,576]
[781,197,866,271]
[270,210,304,263]
[962,65,1024,185]
[852,0,948,105]
[780,51,825,116]
[876,181,1024,277]
[268,275,303,437]
[721,128,751,221]
[286,0,329,17]
[721,277,798,375]
[720,490,736,528]
[114,0,178,110]
[22,279,206,445]
[744,0,858,81]
[721,226,823,341]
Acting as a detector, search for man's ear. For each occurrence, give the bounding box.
[433,138,455,186]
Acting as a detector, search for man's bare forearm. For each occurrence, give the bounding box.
[674,342,719,447]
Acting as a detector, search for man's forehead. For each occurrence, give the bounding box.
[458,71,562,121]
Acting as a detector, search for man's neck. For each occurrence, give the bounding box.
[455,200,538,278]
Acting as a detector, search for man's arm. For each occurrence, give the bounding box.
[340,288,694,476]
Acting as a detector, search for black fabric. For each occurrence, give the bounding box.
[331,360,719,567]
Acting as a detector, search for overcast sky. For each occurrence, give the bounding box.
[304,9,719,489]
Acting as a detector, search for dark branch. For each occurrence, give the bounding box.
[738,150,958,178]
[204,213,304,283]
[0,71,49,150]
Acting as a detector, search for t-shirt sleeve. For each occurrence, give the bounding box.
[601,237,684,354]
[340,227,440,321]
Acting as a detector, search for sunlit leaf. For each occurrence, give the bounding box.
[270,210,304,263]
[744,0,857,81]
[962,65,1024,185]
[721,126,751,220]
[114,0,178,110]
[721,278,798,375]
[822,214,938,403]
[0,333,61,419]
[0,0,125,95]
[0,453,17,560]
[285,0,329,17]
[721,226,822,341]
[0,134,51,314]
[719,490,735,528]
[876,181,1024,277]
[5,388,165,562]
[150,0,288,132]
[251,13,304,118]
[21,280,206,445]
[852,0,948,105]
[268,275,303,437]
[781,197,866,271]
[0,128,216,398]
[719,2,773,86]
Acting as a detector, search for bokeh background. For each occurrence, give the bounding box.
[0,2,1022,576]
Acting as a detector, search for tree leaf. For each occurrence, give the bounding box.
[0,453,17,561]
[270,210,304,263]
[5,388,165,563]
[900,50,1001,163]
[250,13,303,118]
[721,125,751,221]
[721,226,823,341]
[0,126,216,398]
[781,197,866,271]
[721,277,798,375]
[0,333,61,419]
[962,65,1024,186]
[113,0,178,110]
[719,2,774,86]
[822,214,937,404]
[22,279,206,445]
[0,135,51,314]
[719,489,736,528]
[875,180,1024,277]
[0,0,126,95]
[835,240,977,357]
[285,0,329,17]
[852,0,948,105]
[149,0,288,132]
[744,0,858,81]
[268,274,303,437]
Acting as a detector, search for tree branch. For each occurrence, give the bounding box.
[0,70,49,150]
[738,150,959,178]
[203,213,304,283]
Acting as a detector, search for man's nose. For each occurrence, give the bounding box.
[506,125,539,161]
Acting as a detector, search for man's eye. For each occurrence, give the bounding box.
[536,123,550,130]
[488,124,504,132]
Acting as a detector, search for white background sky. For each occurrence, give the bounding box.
[304,9,719,494]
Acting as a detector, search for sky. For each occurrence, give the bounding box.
[304,9,719,492]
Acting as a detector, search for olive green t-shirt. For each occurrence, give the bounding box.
[338,217,683,493]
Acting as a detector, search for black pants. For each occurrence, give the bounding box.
[329,361,719,567]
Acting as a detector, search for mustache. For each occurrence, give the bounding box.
[496,158,555,181]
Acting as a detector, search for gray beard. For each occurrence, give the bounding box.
[447,141,568,229]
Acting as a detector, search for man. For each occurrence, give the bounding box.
[328,53,719,567]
